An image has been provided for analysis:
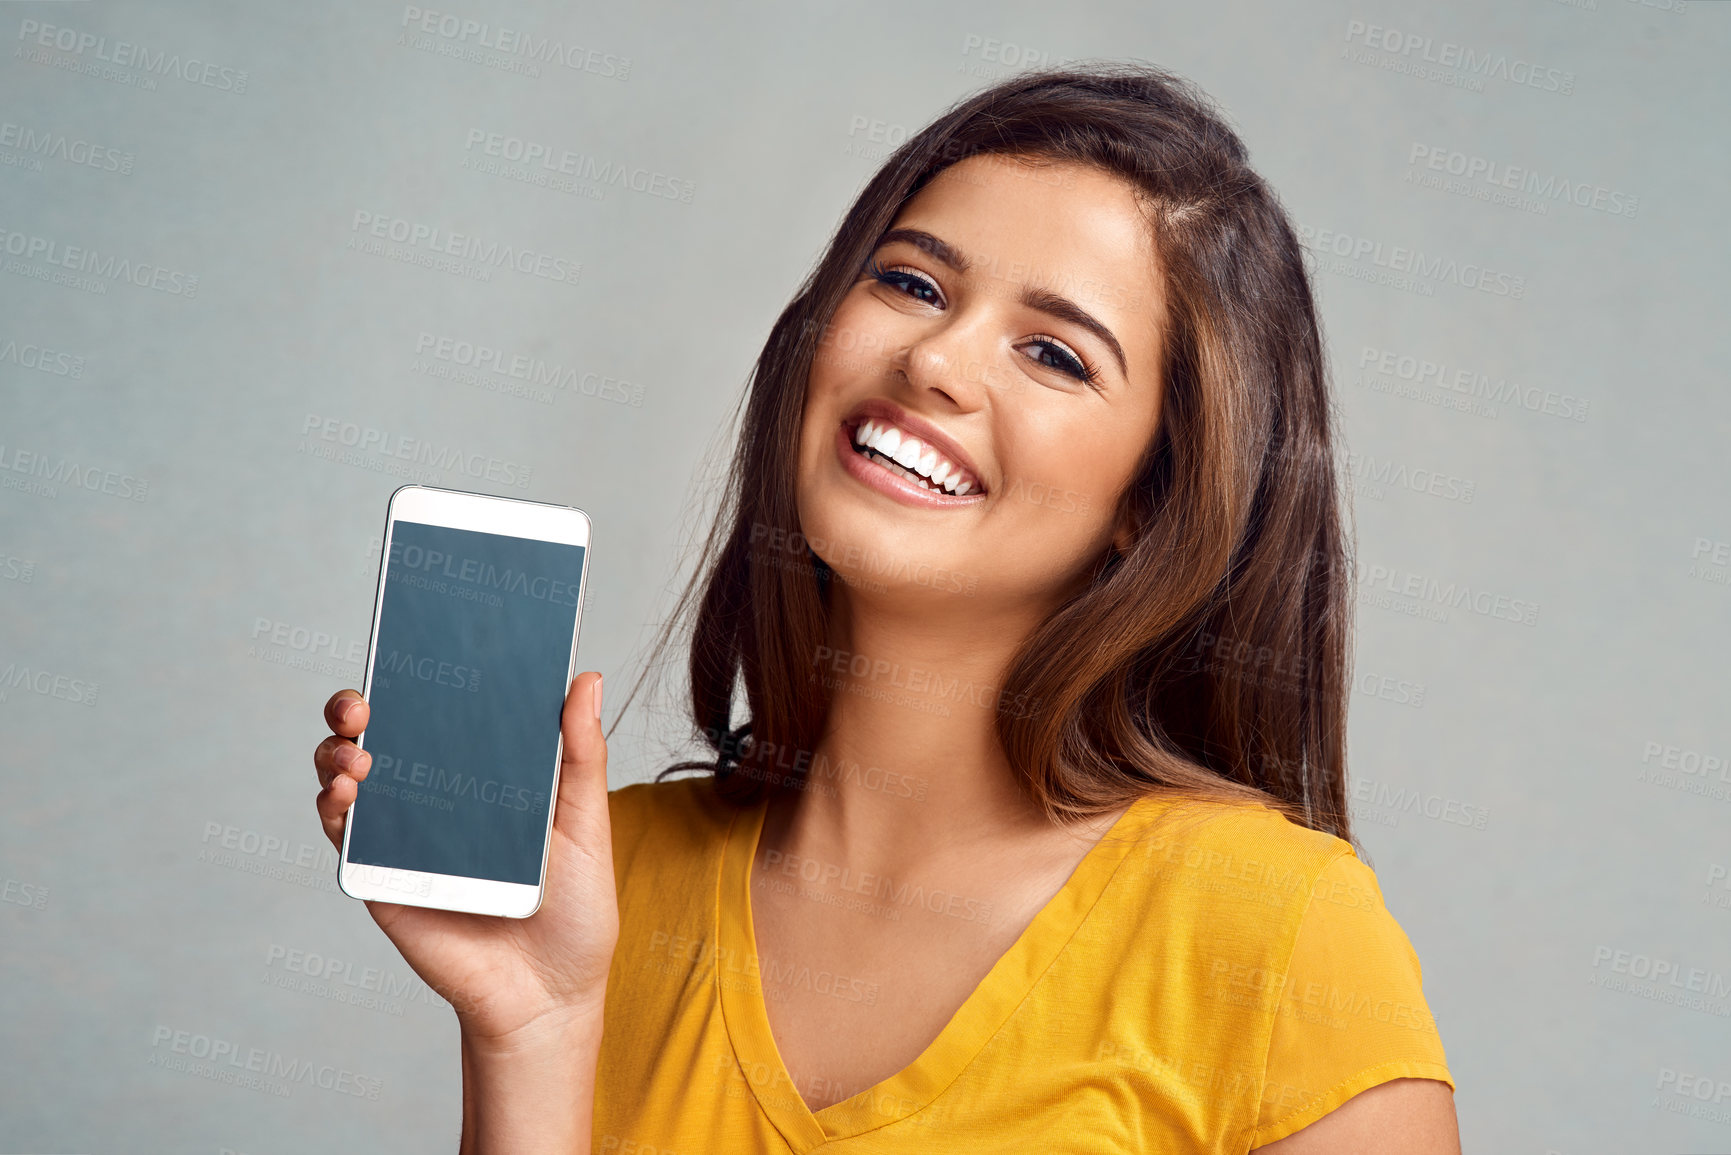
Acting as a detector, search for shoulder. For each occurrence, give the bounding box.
[1306,845,1399,927]
[1096,797,1360,1009]
[1140,801,1427,999]
[1125,800,1455,1148]
[1283,845,1433,1005]
[1125,795,1357,901]
[1251,834,1453,1146]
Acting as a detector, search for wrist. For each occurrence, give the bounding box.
[460,1001,604,1155]
[460,998,606,1061]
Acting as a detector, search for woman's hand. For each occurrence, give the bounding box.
[312,672,620,1046]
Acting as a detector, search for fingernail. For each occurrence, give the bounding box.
[592,675,603,720]
[336,699,353,725]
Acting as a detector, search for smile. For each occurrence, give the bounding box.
[851,418,981,495]
[834,413,987,509]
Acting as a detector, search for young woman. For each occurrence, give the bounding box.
[314,64,1459,1153]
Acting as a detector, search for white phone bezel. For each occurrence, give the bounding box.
[337,484,591,919]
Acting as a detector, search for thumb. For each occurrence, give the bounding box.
[554,672,611,855]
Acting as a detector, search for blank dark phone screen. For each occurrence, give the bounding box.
[346,519,586,885]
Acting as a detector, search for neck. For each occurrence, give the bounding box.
[771,580,1065,877]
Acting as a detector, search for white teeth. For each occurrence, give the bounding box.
[850,415,980,496]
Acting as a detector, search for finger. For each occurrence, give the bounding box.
[325,690,369,737]
[316,774,358,850]
[314,735,372,790]
[554,672,613,859]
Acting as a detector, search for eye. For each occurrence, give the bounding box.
[864,257,944,306]
[1020,336,1102,389]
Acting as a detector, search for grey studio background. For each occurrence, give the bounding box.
[0,1,1726,1152]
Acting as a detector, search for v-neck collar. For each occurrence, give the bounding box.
[714,792,1163,1149]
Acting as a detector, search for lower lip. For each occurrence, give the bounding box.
[834,423,985,510]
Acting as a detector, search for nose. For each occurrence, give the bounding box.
[891,311,1002,407]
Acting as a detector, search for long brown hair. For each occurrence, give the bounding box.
[623,62,1357,843]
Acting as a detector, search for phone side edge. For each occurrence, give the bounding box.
[336,487,417,899]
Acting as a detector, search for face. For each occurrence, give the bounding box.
[795,153,1168,613]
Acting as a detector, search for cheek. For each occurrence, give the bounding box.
[999,423,1130,529]
[802,298,887,457]
[816,293,900,380]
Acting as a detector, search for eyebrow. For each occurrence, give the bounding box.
[874,227,1129,377]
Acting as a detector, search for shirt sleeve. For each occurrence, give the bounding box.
[1251,847,1454,1147]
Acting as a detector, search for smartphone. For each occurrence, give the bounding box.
[337,484,592,918]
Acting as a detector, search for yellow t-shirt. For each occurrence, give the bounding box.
[594,777,1451,1153]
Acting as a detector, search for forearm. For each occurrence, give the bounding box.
[458,1007,605,1154]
